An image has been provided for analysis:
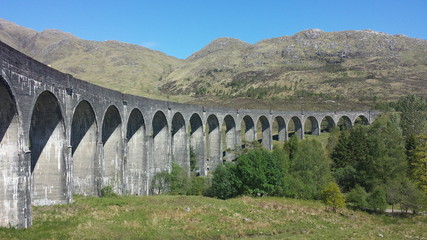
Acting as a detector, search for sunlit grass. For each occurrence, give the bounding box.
[1,195,426,240]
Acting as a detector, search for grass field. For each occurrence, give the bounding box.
[1,195,426,240]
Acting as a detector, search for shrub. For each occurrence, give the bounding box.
[346,185,368,210]
[367,188,387,212]
[100,185,118,197]
[210,163,241,199]
[321,182,346,212]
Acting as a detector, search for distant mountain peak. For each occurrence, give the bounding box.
[187,37,249,61]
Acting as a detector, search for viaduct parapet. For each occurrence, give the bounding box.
[0,41,380,228]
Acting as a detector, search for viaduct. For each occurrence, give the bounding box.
[0,41,380,228]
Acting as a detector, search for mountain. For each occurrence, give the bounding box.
[162,29,427,109]
[0,18,182,100]
[1,18,426,110]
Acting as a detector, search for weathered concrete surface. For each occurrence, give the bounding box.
[0,40,380,228]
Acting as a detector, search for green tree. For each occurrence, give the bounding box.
[392,95,427,138]
[331,114,407,193]
[346,185,368,210]
[210,163,241,199]
[411,134,427,195]
[236,148,287,196]
[287,139,331,199]
[321,182,346,212]
[367,188,387,212]
[169,163,190,195]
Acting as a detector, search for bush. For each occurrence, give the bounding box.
[236,149,286,197]
[210,163,241,199]
[346,185,368,210]
[100,185,118,197]
[367,188,387,212]
[321,182,346,212]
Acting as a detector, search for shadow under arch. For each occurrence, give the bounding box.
[171,112,188,169]
[206,114,221,171]
[257,116,271,149]
[30,91,67,206]
[189,113,205,175]
[304,116,320,135]
[273,116,286,142]
[222,115,236,162]
[126,108,145,195]
[320,116,336,133]
[152,111,169,172]
[71,100,97,196]
[354,115,369,125]
[288,116,303,139]
[0,77,22,226]
[102,105,123,194]
[338,116,352,130]
[241,115,255,148]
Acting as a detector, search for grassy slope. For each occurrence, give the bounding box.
[0,195,425,240]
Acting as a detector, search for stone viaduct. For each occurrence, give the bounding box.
[0,41,380,228]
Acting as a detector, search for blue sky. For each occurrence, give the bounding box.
[1,0,426,59]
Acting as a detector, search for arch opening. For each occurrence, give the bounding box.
[257,116,271,149]
[172,113,188,169]
[71,101,97,196]
[241,115,255,148]
[273,116,286,142]
[189,114,205,175]
[206,115,221,171]
[337,116,352,130]
[354,115,369,126]
[102,106,123,194]
[152,111,169,172]
[126,109,145,195]
[222,115,236,162]
[30,91,66,206]
[304,116,320,136]
[0,78,21,226]
[320,116,336,133]
[288,116,303,139]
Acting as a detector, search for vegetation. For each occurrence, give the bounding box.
[2,195,427,240]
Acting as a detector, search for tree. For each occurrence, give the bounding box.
[392,95,427,138]
[331,114,407,193]
[346,185,368,210]
[411,134,427,195]
[235,148,287,196]
[321,182,346,212]
[367,188,387,213]
[287,139,331,199]
[210,163,241,199]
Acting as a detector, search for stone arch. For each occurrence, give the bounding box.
[288,116,303,139]
[126,108,145,195]
[206,114,221,171]
[222,115,236,162]
[189,113,205,175]
[320,116,336,133]
[241,115,255,147]
[354,115,369,125]
[152,111,169,172]
[304,116,320,136]
[257,116,271,149]
[102,105,123,194]
[71,100,97,196]
[0,77,21,226]
[273,116,286,142]
[337,116,352,130]
[171,112,188,169]
[30,91,67,206]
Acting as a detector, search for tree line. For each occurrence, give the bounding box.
[151,95,427,214]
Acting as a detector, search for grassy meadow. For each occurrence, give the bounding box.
[1,195,426,240]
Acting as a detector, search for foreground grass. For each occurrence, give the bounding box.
[1,195,426,240]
